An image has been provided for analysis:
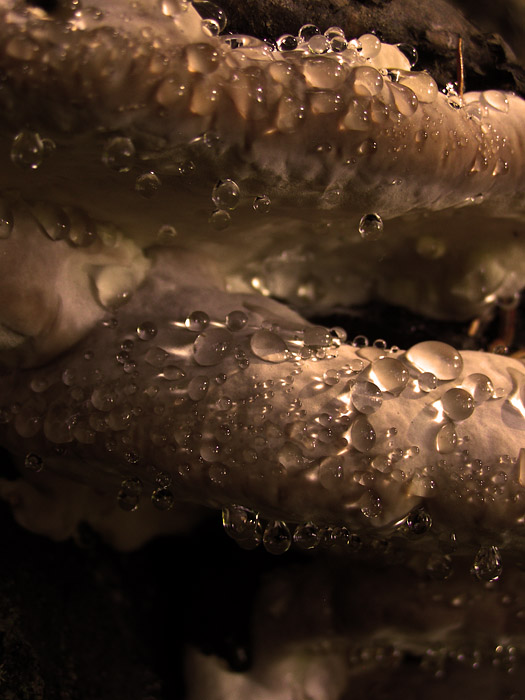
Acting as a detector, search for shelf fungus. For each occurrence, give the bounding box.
[2,0,525,697]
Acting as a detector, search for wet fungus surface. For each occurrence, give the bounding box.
[2,0,525,697]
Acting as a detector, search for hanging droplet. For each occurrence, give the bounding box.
[253,194,271,214]
[209,209,231,230]
[136,321,158,341]
[24,452,44,472]
[222,504,259,540]
[212,179,240,210]
[293,522,322,550]
[192,0,227,35]
[472,545,502,582]
[151,487,175,511]
[441,388,475,421]
[263,520,292,554]
[250,329,287,363]
[117,477,143,511]
[406,341,463,380]
[11,130,45,170]
[358,213,383,240]
[135,171,161,198]
[102,136,135,172]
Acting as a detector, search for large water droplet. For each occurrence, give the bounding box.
[263,520,292,554]
[226,310,248,331]
[151,487,175,511]
[406,341,463,380]
[192,0,227,35]
[212,179,240,210]
[117,477,143,511]
[223,505,259,541]
[253,194,271,214]
[102,136,135,172]
[350,415,376,452]
[435,422,457,453]
[250,329,287,363]
[11,130,45,170]
[358,213,383,240]
[135,171,161,198]
[352,381,383,414]
[405,508,432,535]
[193,327,233,365]
[136,321,158,341]
[441,388,474,421]
[369,357,408,395]
[472,545,502,582]
[24,452,44,472]
[293,522,321,550]
[463,373,494,403]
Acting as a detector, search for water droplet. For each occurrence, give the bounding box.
[136,321,157,341]
[276,34,298,51]
[193,327,233,365]
[250,329,287,363]
[323,369,340,386]
[298,24,320,42]
[185,311,210,331]
[222,505,259,541]
[253,194,271,214]
[117,477,143,511]
[188,375,209,401]
[406,341,463,380]
[151,487,175,511]
[358,213,383,240]
[353,66,383,97]
[472,545,502,582]
[11,130,45,170]
[405,508,432,535]
[192,0,227,35]
[352,381,383,414]
[369,357,408,395]
[91,386,116,412]
[135,171,161,197]
[24,452,43,472]
[33,201,70,241]
[330,36,347,52]
[318,456,344,488]
[92,265,134,310]
[157,224,177,245]
[396,43,418,67]
[426,552,452,580]
[308,34,330,54]
[350,415,376,452]
[293,522,321,550]
[441,388,475,421]
[358,33,381,58]
[144,346,169,367]
[102,136,135,172]
[435,422,458,453]
[225,310,248,331]
[209,209,231,230]
[463,373,494,403]
[263,520,292,554]
[212,179,240,210]
[481,90,509,113]
[304,326,331,347]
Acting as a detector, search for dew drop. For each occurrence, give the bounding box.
[435,422,458,454]
[369,357,408,395]
[418,372,437,392]
[323,369,340,386]
[117,477,143,511]
[263,520,292,554]
[405,508,432,535]
[318,456,344,488]
[406,341,463,380]
[102,136,135,172]
[276,34,298,51]
[144,346,169,368]
[136,321,158,341]
[157,224,178,245]
[11,130,45,170]
[352,381,383,414]
[185,310,210,331]
[250,329,287,363]
[24,452,43,472]
[481,90,509,113]
[226,310,248,331]
[463,373,494,404]
[298,24,320,42]
[151,487,175,511]
[253,194,271,214]
[222,505,259,541]
[92,266,135,310]
[358,33,381,59]
[358,213,383,240]
[308,34,330,54]
[33,201,70,241]
[192,0,227,34]
[350,415,376,452]
[441,388,475,421]
[293,522,321,550]
[396,43,418,67]
[135,171,161,197]
[472,545,502,582]
[209,209,231,230]
[212,179,240,210]
[193,327,233,365]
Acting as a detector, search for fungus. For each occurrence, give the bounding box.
[1,0,525,697]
